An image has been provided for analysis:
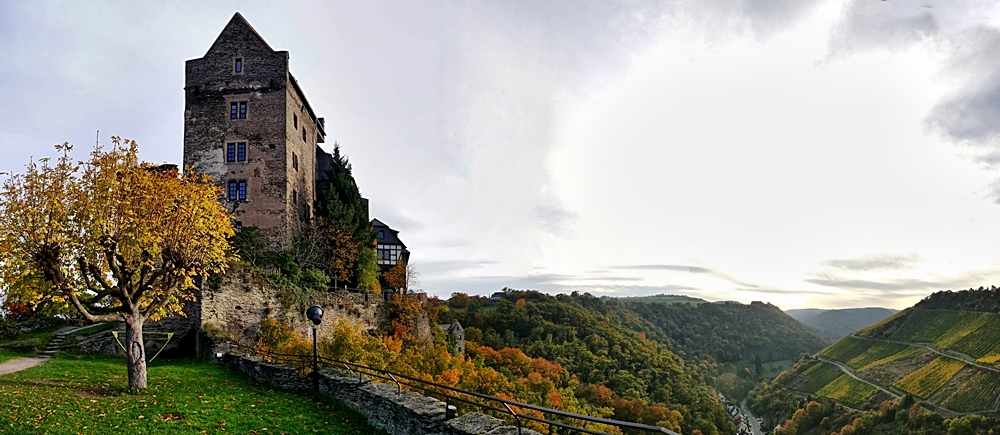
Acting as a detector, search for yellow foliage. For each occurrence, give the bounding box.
[977,354,1000,365]
[893,356,966,399]
[0,138,235,322]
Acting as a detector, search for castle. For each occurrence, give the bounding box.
[183,12,331,243]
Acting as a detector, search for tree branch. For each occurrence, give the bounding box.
[64,286,123,323]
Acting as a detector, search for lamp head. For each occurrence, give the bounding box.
[306,305,324,326]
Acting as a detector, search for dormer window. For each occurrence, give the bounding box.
[234,57,243,73]
[378,230,385,239]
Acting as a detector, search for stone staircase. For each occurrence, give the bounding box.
[39,330,71,357]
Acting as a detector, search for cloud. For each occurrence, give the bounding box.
[806,276,947,292]
[821,254,920,272]
[610,264,713,273]
[826,1,938,57]
[607,264,759,289]
[926,27,1000,144]
[417,259,500,276]
[921,27,1000,200]
[420,272,698,298]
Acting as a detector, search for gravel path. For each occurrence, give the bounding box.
[0,357,49,375]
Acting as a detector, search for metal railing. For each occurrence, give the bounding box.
[234,345,677,435]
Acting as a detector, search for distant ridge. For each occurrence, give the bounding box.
[787,307,897,342]
[614,294,707,304]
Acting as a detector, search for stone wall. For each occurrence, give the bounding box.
[200,264,388,346]
[222,353,542,435]
[199,264,433,354]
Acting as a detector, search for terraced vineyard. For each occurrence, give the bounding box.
[799,361,845,394]
[950,319,1000,361]
[857,345,921,372]
[845,341,910,370]
[890,309,986,346]
[816,374,882,408]
[784,307,1000,413]
[820,336,875,362]
[892,356,966,399]
[945,371,1000,412]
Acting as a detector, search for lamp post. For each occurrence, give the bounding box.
[306,305,324,380]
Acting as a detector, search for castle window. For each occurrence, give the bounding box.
[378,230,384,239]
[292,153,298,171]
[230,102,247,119]
[235,221,243,233]
[234,57,243,73]
[293,189,298,204]
[302,127,307,142]
[226,142,247,162]
[228,180,247,201]
[293,114,297,129]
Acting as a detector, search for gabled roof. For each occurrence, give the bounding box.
[372,218,407,249]
[205,12,275,57]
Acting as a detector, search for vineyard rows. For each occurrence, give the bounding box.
[820,337,874,363]
[846,342,910,370]
[949,319,1000,360]
[886,309,1000,363]
[857,345,920,372]
[800,361,844,394]
[892,356,966,399]
[816,374,880,409]
[890,309,987,346]
[799,309,1000,413]
[940,369,1000,413]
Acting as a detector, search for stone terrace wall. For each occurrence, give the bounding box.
[201,264,389,346]
[223,353,542,435]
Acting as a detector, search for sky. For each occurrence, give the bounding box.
[2,1,1000,310]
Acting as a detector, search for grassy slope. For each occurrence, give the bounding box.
[0,355,384,434]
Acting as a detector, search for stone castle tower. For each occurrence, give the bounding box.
[183,12,329,243]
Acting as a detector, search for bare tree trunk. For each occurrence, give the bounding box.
[124,314,147,389]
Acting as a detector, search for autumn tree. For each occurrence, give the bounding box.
[0,138,234,388]
[384,259,419,291]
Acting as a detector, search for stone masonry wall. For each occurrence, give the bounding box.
[200,264,388,347]
[223,353,542,435]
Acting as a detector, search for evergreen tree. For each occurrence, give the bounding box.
[315,143,377,288]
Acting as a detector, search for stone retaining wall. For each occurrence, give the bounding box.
[222,353,542,435]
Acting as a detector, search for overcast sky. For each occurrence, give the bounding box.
[3,0,1000,310]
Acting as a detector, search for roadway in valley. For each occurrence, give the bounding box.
[739,399,763,435]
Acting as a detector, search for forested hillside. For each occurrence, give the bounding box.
[441,290,734,435]
[626,301,828,365]
[438,290,832,433]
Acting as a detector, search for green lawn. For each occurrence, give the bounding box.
[0,355,385,434]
